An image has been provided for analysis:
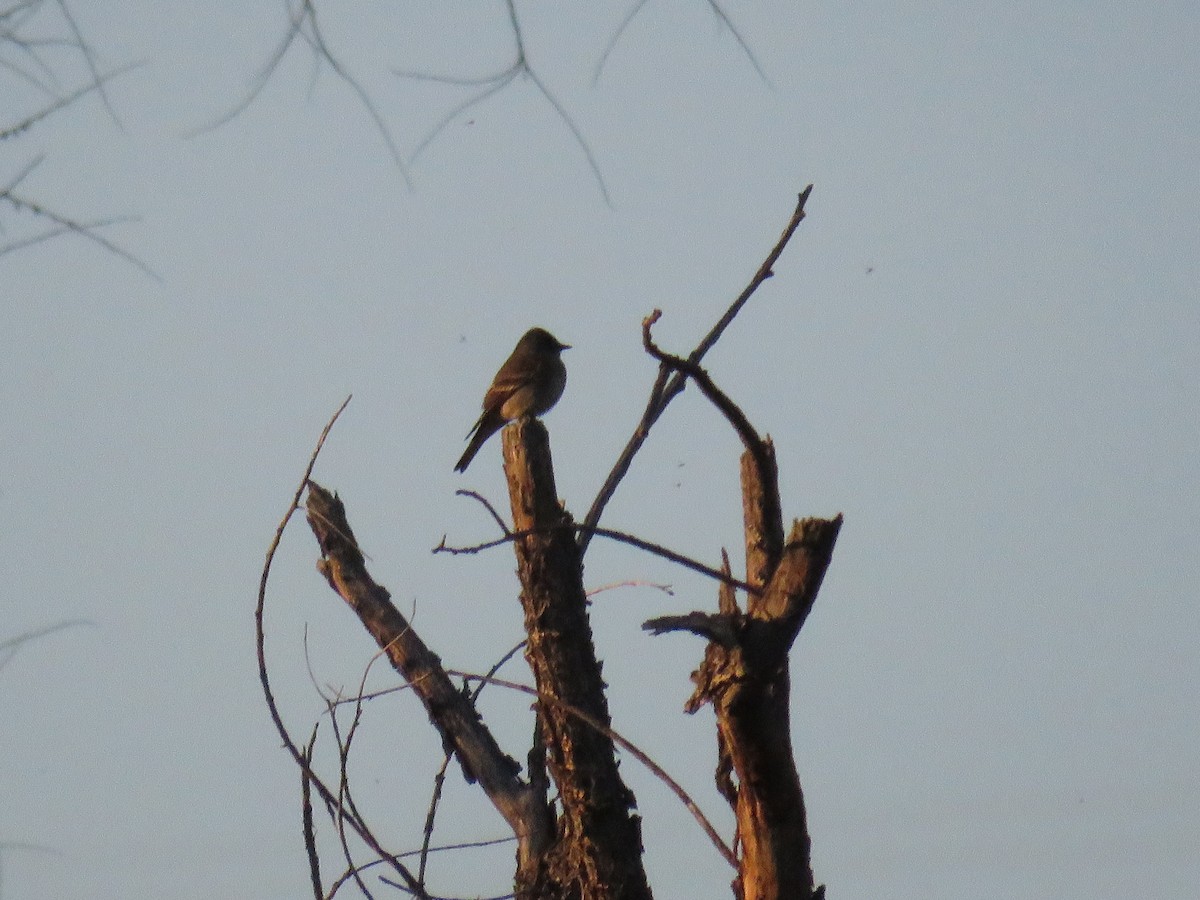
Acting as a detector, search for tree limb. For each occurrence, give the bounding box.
[304,481,555,885]
[579,186,812,555]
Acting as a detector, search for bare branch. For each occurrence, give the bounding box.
[0,618,95,672]
[593,0,651,84]
[189,0,410,185]
[435,522,758,595]
[523,64,610,205]
[413,635,524,889]
[453,489,512,535]
[0,156,159,279]
[586,578,674,598]
[641,308,765,452]
[641,308,786,585]
[296,2,409,184]
[405,68,519,165]
[703,0,771,86]
[579,186,813,554]
[185,0,307,135]
[0,61,141,141]
[397,0,609,202]
[301,728,323,900]
[52,0,123,126]
[594,0,770,86]
[302,480,555,883]
[256,397,424,891]
[448,669,738,870]
[418,752,453,890]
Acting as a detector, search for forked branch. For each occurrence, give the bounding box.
[580,186,812,555]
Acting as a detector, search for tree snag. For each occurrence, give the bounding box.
[502,419,652,900]
[258,188,837,899]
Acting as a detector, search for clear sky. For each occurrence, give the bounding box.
[3,2,1197,898]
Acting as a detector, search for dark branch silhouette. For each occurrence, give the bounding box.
[594,0,770,86]
[1,7,148,271]
[187,0,410,187]
[579,186,812,555]
[435,522,758,595]
[396,0,608,203]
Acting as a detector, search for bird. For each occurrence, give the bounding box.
[454,327,570,472]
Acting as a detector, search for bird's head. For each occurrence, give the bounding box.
[522,327,570,354]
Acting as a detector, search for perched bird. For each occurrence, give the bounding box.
[454,327,570,472]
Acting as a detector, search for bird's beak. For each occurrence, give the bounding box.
[559,342,571,351]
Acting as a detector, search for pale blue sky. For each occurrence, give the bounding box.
[3,2,1197,898]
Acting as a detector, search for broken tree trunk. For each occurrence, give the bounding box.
[502,419,653,900]
[651,444,839,900]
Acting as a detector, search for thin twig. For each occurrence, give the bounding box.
[1,153,159,280]
[418,753,453,888]
[53,0,123,127]
[703,0,771,86]
[454,489,512,535]
[585,579,674,598]
[435,523,757,595]
[0,61,141,141]
[417,631,525,884]
[405,68,518,165]
[399,835,516,859]
[0,619,95,672]
[641,309,777,494]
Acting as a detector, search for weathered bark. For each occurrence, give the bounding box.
[677,449,839,900]
[729,516,839,900]
[741,439,784,590]
[502,420,653,900]
[304,482,555,889]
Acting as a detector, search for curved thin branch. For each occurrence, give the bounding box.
[298,3,409,183]
[255,396,427,897]
[593,0,651,84]
[1,154,158,278]
[415,637,525,886]
[189,0,409,186]
[703,0,771,86]
[406,67,518,164]
[455,489,513,535]
[524,65,610,205]
[185,0,308,135]
[594,0,770,87]
[398,0,608,201]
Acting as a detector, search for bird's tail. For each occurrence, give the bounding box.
[454,417,495,472]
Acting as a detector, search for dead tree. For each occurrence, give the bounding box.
[258,186,839,899]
